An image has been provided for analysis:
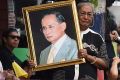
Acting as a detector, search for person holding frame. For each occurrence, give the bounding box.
[77,2,109,80]
[39,11,78,64]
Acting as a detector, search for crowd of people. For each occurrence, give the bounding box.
[0,0,120,80]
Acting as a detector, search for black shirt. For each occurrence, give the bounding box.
[79,28,109,80]
[0,46,27,70]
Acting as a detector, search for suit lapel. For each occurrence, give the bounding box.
[54,36,70,62]
[44,45,51,64]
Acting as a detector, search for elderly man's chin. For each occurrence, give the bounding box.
[81,23,90,27]
[47,38,58,44]
[47,38,54,43]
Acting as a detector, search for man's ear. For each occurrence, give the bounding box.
[61,22,66,31]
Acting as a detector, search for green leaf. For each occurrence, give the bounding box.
[90,0,98,8]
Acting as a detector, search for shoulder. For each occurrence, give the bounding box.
[89,29,104,41]
[65,36,77,45]
[89,29,102,37]
[0,47,9,56]
[40,45,51,56]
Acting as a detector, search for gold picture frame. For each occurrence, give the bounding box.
[22,0,85,71]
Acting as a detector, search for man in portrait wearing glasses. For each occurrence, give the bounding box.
[39,11,78,64]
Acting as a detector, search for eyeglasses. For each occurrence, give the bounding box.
[79,12,93,17]
[41,25,55,32]
[8,35,20,40]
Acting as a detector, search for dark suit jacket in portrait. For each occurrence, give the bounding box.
[39,35,78,64]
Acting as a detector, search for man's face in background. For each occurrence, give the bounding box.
[78,5,93,31]
[5,31,20,48]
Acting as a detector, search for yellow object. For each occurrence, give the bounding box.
[12,61,28,78]
[112,41,118,57]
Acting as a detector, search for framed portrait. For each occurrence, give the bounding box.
[22,0,85,71]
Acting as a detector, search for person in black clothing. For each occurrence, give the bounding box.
[77,2,109,80]
[0,28,34,79]
[105,9,117,60]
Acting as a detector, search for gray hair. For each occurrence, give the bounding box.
[77,2,95,13]
[41,11,65,23]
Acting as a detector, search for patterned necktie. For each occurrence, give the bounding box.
[47,46,56,64]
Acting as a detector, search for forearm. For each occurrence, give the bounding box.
[109,62,118,80]
[86,54,108,69]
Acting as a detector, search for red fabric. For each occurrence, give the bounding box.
[97,69,104,80]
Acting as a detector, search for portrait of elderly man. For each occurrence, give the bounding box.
[39,11,78,64]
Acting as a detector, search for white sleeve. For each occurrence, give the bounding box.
[118,36,120,41]
[0,61,3,73]
[0,61,5,80]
